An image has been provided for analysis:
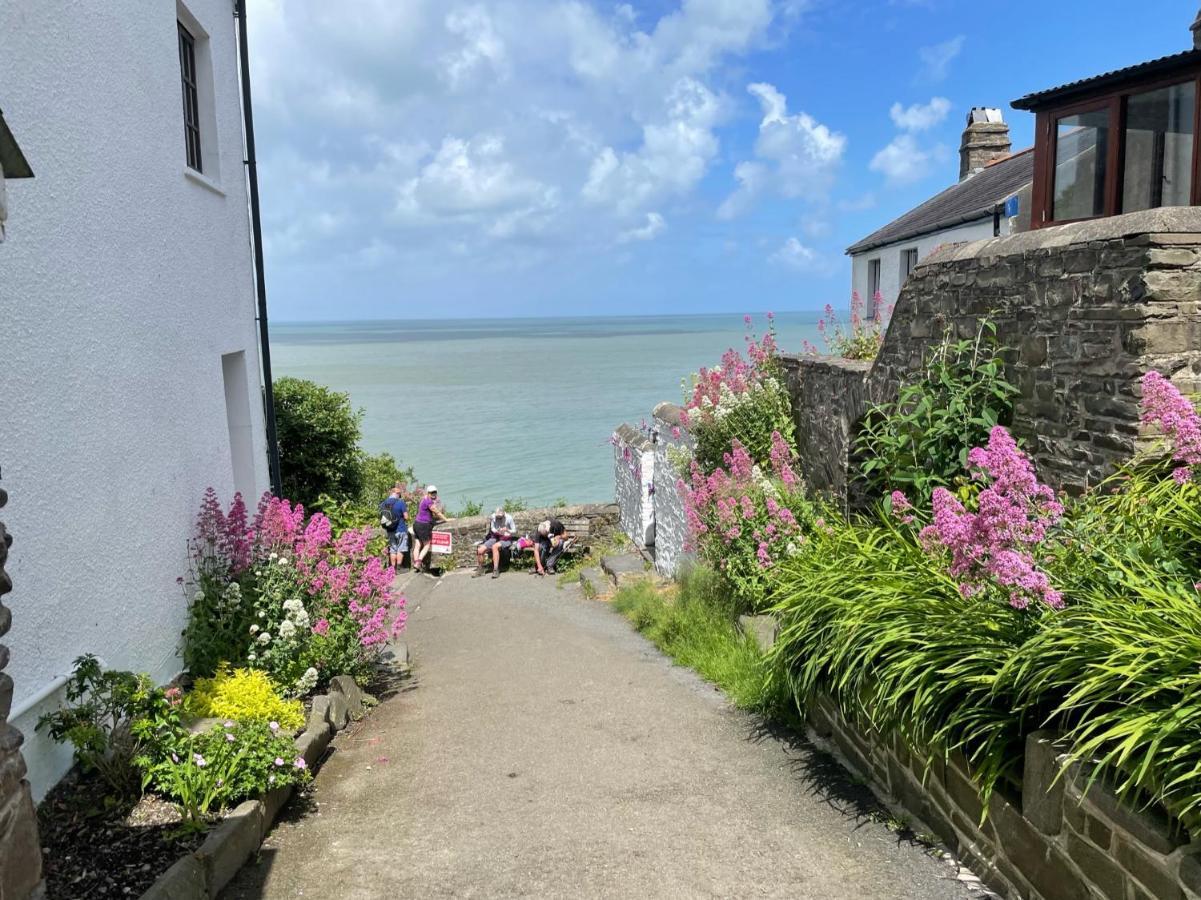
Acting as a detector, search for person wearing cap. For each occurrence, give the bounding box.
[412,485,447,573]
[473,508,516,579]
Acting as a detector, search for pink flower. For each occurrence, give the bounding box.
[269,721,280,732]
[275,757,286,767]
[1141,371,1201,481]
[294,757,307,770]
[312,618,330,637]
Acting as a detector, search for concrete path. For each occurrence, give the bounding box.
[224,572,979,899]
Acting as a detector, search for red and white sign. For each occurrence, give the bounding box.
[430,531,453,555]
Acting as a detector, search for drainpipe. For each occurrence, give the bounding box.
[234,0,282,497]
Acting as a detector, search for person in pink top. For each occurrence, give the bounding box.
[411,485,447,573]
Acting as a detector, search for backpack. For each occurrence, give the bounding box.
[379,499,400,531]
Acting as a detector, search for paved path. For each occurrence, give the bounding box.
[224,572,978,899]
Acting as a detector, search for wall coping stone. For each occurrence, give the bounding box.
[613,423,652,452]
[441,503,618,532]
[138,673,375,900]
[652,402,688,429]
[780,354,874,375]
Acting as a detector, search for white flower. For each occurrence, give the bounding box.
[278,556,290,566]
[279,620,297,639]
[248,652,257,661]
[258,632,272,644]
[258,611,266,618]
[250,624,259,634]
[269,552,278,560]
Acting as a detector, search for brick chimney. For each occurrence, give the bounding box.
[959,108,1011,181]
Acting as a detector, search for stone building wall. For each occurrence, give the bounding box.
[612,424,655,549]
[807,693,1201,900]
[649,403,693,578]
[434,504,619,568]
[0,489,43,899]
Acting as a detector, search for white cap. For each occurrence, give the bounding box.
[426,485,438,493]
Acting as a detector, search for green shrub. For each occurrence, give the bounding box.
[854,320,1018,502]
[274,377,366,507]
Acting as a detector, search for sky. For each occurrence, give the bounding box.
[247,0,1200,321]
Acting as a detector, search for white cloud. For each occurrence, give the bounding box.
[719,82,845,218]
[889,97,951,132]
[397,135,559,236]
[918,35,964,82]
[582,78,722,215]
[870,133,950,184]
[769,237,824,271]
[618,212,667,243]
[441,5,508,90]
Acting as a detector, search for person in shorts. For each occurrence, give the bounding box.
[474,508,516,579]
[412,485,446,573]
[379,483,409,569]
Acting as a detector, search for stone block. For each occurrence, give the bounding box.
[1065,831,1125,900]
[261,784,294,834]
[326,691,351,731]
[328,675,365,714]
[195,800,263,899]
[1022,731,1065,836]
[945,759,985,825]
[0,783,41,900]
[0,674,12,720]
[1178,848,1201,895]
[307,695,330,733]
[737,615,777,653]
[295,726,331,769]
[1114,838,1184,900]
[139,854,206,900]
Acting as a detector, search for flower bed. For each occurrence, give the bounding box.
[35,489,408,898]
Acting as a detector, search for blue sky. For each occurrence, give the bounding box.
[249,0,1198,321]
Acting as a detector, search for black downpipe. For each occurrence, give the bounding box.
[234,0,282,497]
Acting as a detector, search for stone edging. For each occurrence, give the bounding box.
[139,645,409,900]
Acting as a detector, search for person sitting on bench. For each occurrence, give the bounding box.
[533,518,569,576]
[474,508,516,579]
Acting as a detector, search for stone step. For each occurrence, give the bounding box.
[578,567,608,599]
[600,553,651,589]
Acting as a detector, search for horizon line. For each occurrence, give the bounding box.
[272,308,825,326]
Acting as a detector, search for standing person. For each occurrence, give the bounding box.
[379,483,409,569]
[412,485,447,574]
[474,508,516,579]
[533,518,568,576]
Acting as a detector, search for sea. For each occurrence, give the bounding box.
[270,313,822,514]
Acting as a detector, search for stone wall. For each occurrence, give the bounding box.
[807,693,1201,900]
[612,424,655,549]
[433,504,619,568]
[649,403,693,578]
[790,208,1201,500]
[0,488,43,899]
[780,356,872,501]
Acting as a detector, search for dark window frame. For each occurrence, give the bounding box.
[867,257,882,318]
[902,247,919,279]
[1031,66,1201,228]
[178,21,203,172]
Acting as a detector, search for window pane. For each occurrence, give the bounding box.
[1123,81,1195,212]
[1053,109,1110,220]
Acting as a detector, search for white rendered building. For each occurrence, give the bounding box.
[847,109,1033,317]
[0,1,272,799]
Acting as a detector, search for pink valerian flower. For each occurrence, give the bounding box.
[1140,370,1201,482]
[918,427,1064,610]
[312,618,330,637]
[769,431,799,487]
[890,491,916,525]
[757,542,772,569]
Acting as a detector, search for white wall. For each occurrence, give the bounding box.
[0,0,269,798]
[613,428,655,549]
[649,411,692,579]
[851,217,998,317]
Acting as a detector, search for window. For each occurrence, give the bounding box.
[1053,108,1111,221]
[1123,81,1195,212]
[867,258,882,318]
[178,22,202,172]
[902,248,919,280]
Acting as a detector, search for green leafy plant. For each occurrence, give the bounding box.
[185,665,305,731]
[36,655,171,798]
[137,721,309,831]
[501,497,528,513]
[456,500,483,517]
[855,319,1018,502]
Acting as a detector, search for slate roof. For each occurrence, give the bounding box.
[1011,49,1201,111]
[845,149,1034,256]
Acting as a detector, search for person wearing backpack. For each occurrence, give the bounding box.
[379,483,409,569]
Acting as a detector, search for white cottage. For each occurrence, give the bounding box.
[0,1,273,800]
[847,108,1034,316]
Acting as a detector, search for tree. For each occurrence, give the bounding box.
[273,377,364,507]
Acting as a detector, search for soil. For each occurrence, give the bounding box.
[37,770,206,899]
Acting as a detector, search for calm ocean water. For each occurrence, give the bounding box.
[270,313,822,513]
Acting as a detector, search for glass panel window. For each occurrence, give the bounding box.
[1053,108,1110,220]
[1123,81,1195,212]
[902,248,919,278]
